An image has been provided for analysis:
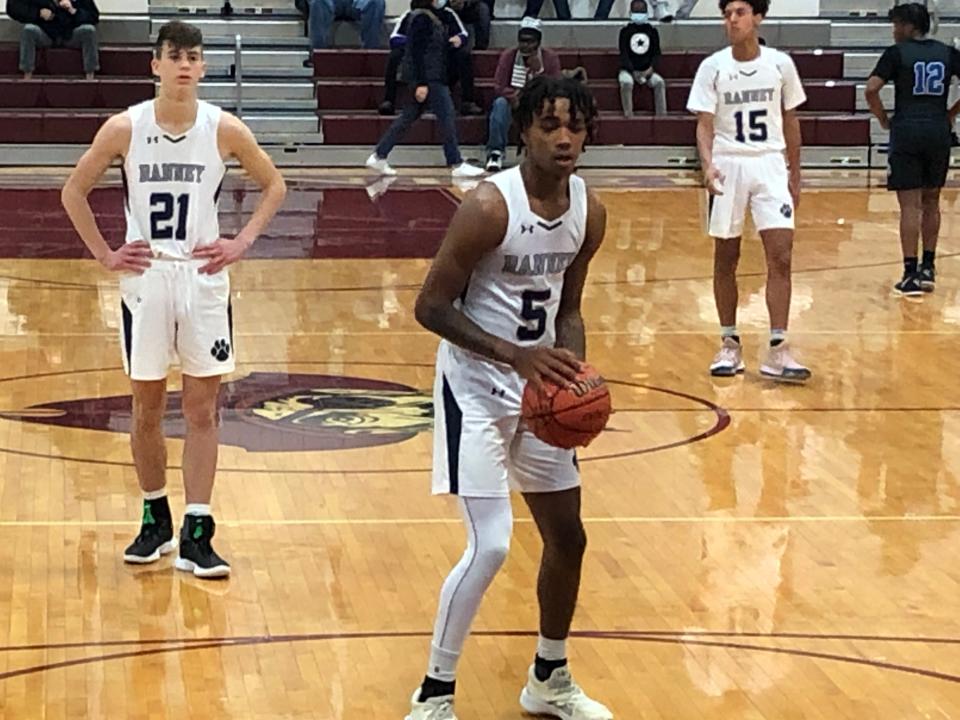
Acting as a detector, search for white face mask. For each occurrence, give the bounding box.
[631,12,648,23]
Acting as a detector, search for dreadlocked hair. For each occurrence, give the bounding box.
[514,75,598,147]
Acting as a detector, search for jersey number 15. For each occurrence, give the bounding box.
[150,192,190,241]
[734,109,768,143]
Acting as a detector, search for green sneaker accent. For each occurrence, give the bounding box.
[142,502,156,526]
[193,524,203,540]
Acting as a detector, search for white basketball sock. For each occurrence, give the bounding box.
[425,496,513,682]
[142,488,167,501]
[537,635,567,662]
[185,503,211,517]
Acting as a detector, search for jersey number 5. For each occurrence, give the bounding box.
[517,289,551,341]
[734,109,768,143]
[913,61,945,96]
[150,192,189,241]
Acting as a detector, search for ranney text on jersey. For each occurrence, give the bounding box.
[687,46,807,157]
[122,99,227,260]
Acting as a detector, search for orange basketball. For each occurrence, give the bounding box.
[521,363,612,449]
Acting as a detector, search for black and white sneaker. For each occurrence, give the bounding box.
[485,151,502,172]
[894,273,923,297]
[123,499,175,564]
[176,515,231,579]
[919,264,935,292]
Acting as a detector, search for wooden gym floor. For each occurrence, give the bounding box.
[0,167,959,718]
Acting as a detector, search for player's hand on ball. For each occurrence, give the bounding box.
[193,236,251,274]
[704,165,725,195]
[512,346,581,388]
[101,240,152,273]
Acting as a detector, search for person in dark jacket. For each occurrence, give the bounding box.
[6,0,99,79]
[618,0,666,116]
[366,0,484,177]
[379,0,482,117]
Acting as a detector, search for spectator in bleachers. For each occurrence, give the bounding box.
[365,0,485,178]
[618,0,666,116]
[522,0,570,20]
[306,0,385,51]
[485,17,560,171]
[450,0,491,50]
[379,0,483,116]
[7,0,100,80]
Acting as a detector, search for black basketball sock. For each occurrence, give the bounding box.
[418,676,455,701]
[904,256,918,275]
[534,654,568,682]
[922,250,936,268]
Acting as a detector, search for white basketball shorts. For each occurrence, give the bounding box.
[431,340,581,498]
[118,259,235,381]
[708,152,795,239]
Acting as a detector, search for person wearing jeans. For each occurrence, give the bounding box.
[6,0,100,79]
[366,0,483,177]
[618,0,666,116]
[307,0,385,49]
[522,0,570,19]
[485,17,561,171]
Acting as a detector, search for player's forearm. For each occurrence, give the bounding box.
[61,187,112,262]
[414,299,517,365]
[555,312,585,360]
[695,120,714,169]
[784,115,802,173]
[236,174,286,246]
[865,90,889,127]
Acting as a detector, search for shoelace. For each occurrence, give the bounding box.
[425,697,454,719]
[716,345,739,364]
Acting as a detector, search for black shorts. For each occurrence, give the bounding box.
[887,120,952,191]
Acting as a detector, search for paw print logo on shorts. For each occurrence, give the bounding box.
[780,204,792,219]
[210,339,231,362]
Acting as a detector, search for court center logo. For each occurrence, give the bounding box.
[5,372,434,452]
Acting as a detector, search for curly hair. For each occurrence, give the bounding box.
[514,75,598,145]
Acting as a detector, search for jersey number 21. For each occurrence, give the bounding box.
[150,192,189,241]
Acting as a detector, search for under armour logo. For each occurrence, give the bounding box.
[521,224,534,234]
[146,136,159,144]
[490,386,506,398]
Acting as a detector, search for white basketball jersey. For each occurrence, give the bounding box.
[122,99,227,260]
[687,46,806,157]
[457,166,588,349]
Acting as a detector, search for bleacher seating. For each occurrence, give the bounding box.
[0,46,152,143]
[311,48,870,148]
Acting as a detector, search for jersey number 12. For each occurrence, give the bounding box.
[913,61,945,96]
[150,192,189,241]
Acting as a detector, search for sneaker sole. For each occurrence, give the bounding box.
[123,538,177,564]
[174,557,231,579]
[921,282,935,292]
[710,363,745,377]
[520,688,571,719]
[894,287,924,297]
[760,366,811,384]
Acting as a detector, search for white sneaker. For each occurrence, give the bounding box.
[451,162,485,178]
[519,665,613,720]
[709,336,745,377]
[760,342,811,384]
[366,152,397,176]
[405,688,457,720]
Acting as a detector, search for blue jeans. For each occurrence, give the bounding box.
[375,83,462,166]
[486,96,512,154]
[19,24,99,74]
[522,0,571,19]
[308,0,384,49]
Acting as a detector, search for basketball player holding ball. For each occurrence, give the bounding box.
[407,75,612,720]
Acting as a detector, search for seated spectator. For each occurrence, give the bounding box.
[618,0,666,117]
[485,17,561,171]
[380,0,482,116]
[306,0,385,53]
[366,0,484,178]
[522,0,570,20]
[449,0,490,50]
[6,0,99,80]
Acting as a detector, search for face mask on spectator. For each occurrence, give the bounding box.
[631,12,648,22]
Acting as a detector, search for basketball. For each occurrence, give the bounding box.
[521,363,612,449]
